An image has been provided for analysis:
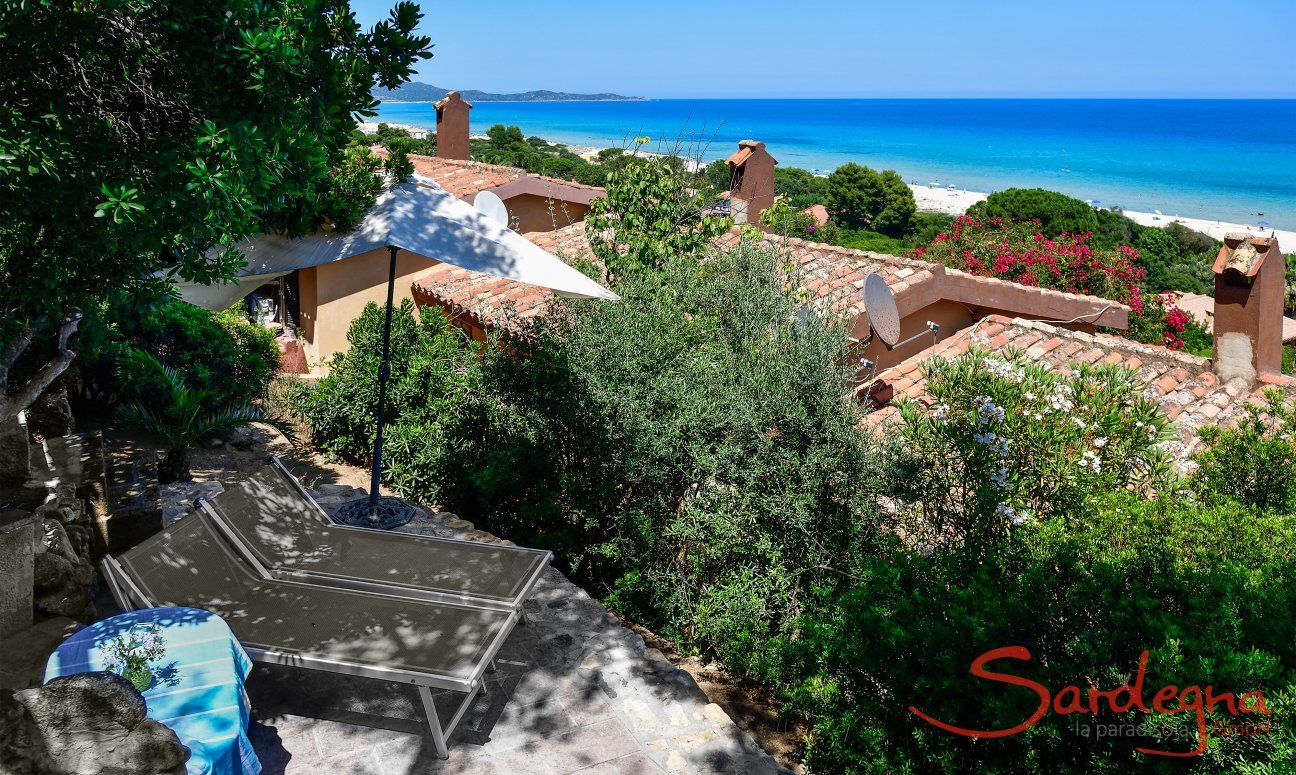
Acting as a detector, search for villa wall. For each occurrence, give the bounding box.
[297,249,438,369]
[504,193,591,234]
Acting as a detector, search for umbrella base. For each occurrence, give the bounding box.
[332,497,418,530]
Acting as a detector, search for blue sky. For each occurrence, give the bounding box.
[352,0,1295,98]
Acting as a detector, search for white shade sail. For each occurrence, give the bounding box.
[179,175,617,309]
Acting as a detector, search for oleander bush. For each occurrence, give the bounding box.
[289,299,477,476]
[784,493,1296,774]
[431,241,890,668]
[1191,389,1296,515]
[889,349,1176,547]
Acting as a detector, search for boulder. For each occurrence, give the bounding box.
[0,413,31,482]
[25,381,75,441]
[226,426,258,451]
[31,519,91,618]
[12,672,189,774]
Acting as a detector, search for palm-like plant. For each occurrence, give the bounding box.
[115,349,284,482]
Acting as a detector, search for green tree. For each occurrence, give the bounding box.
[585,156,731,276]
[823,163,914,237]
[967,187,1100,236]
[0,0,431,421]
[873,169,916,236]
[825,163,885,230]
[700,159,734,195]
[774,166,827,201]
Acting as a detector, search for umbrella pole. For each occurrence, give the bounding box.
[368,245,399,516]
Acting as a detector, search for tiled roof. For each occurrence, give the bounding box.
[716,231,940,319]
[415,226,1132,340]
[405,155,526,199]
[801,204,830,226]
[401,153,606,202]
[411,223,594,339]
[864,314,1293,456]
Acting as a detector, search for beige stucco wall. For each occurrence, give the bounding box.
[505,194,590,234]
[297,249,438,369]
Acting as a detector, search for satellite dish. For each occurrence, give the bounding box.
[863,273,901,347]
[474,190,509,228]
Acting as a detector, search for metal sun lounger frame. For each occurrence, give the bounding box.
[195,456,552,616]
[98,499,546,759]
[100,550,507,759]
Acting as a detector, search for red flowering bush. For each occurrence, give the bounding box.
[912,216,1145,313]
[1126,292,1211,353]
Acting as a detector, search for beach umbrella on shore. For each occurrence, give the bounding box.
[1258,220,1271,228]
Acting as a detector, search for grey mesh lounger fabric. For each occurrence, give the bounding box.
[100,511,518,758]
[196,459,551,612]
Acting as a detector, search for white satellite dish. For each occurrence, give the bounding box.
[474,190,509,228]
[863,273,901,346]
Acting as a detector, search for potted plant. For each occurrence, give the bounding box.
[103,624,166,692]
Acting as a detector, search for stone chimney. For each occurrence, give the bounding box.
[725,140,777,225]
[435,91,473,160]
[1211,233,1284,383]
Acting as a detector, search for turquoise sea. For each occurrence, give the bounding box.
[375,99,1296,230]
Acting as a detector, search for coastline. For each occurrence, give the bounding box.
[907,182,1296,246]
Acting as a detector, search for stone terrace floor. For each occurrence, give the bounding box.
[240,485,788,775]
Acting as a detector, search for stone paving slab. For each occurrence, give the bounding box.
[245,500,788,775]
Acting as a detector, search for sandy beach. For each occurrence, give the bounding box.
[907,182,1295,247]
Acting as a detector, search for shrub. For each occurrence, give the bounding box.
[786,494,1296,774]
[586,155,732,276]
[913,216,1146,311]
[78,288,279,407]
[775,166,828,201]
[784,351,1295,773]
[967,188,1100,237]
[1192,389,1296,515]
[889,348,1174,548]
[289,299,477,482]
[432,241,887,666]
[1124,292,1211,353]
[759,198,818,238]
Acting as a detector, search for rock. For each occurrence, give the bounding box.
[160,481,224,526]
[201,436,224,449]
[36,519,77,563]
[24,380,75,440]
[0,413,31,482]
[313,483,357,497]
[34,584,89,619]
[226,426,257,450]
[32,552,75,594]
[12,672,189,774]
[36,495,84,528]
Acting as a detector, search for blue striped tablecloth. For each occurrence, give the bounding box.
[44,606,261,775]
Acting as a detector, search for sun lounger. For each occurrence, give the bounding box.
[194,459,551,613]
[100,511,518,759]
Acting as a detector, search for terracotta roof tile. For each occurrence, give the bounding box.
[404,154,525,198]
[862,315,1295,459]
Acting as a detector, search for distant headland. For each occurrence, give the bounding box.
[373,82,645,103]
